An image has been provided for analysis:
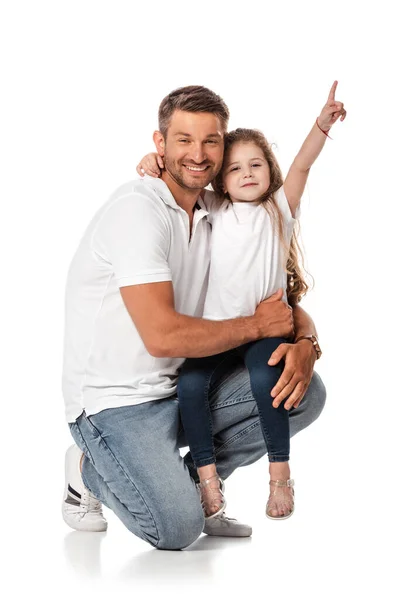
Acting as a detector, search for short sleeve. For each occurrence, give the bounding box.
[275,186,300,223]
[91,193,172,287]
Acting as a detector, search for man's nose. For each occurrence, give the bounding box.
[188,143,206,163]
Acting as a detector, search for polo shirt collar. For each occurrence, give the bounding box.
[143,175,209,215]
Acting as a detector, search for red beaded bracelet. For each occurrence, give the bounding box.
[316,118,333,140]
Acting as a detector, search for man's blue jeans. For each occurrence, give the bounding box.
[69,359,326,550]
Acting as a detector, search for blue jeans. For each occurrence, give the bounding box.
[69,359,326,550]
[178,338,289,468]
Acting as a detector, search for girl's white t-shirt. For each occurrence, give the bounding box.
[202,186,300,320]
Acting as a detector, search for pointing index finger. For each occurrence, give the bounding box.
[327,80,338,103]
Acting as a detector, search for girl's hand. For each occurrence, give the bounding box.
[136,153,165,178]
[317,80,347,132]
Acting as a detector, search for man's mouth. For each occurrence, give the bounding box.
[184,164,210,173]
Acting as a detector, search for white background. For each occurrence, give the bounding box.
[1,0,399,597]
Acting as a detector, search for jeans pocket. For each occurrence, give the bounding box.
[69,418,96,465]
[83,412,102,440]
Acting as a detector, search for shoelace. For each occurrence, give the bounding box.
[80,490,103,515]
[211,512,237,523]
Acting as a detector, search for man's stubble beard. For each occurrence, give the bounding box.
[163,154,220,191]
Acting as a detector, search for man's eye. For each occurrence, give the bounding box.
[206,140,217,144]
[179,139,189,143]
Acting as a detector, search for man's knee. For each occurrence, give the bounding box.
[153,503,205,550]
[310,371,327,419]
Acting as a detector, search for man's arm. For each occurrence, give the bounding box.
[292,303,317,339]
[120,283,293,358]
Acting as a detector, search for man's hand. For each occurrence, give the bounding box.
[268,339,316,410]
[136,153,164,178]
[254,289,294,339]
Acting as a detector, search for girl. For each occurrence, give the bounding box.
[137,82,346,520]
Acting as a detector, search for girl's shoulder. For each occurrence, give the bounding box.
[202,190,227,215]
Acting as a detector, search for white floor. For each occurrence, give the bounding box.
[8,421,396,599]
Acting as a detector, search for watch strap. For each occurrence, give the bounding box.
[295,334,322,359]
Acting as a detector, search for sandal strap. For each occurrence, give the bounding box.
[198,474,222,489]
[269,479,295,488]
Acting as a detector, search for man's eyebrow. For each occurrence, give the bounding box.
[173,132,223,138]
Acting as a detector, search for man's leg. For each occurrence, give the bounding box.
[183,357,326,480]
[68,400,204,550]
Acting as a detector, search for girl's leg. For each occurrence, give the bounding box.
[178,353,232,517]
[239,338,294,518]
[181,363,326,479]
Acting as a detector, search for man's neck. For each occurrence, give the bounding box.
[161,171,202,215]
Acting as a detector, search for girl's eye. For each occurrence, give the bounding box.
[230,166,239,171]
[251,163,261,167]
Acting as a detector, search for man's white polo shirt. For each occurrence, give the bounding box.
[62,176,211,422]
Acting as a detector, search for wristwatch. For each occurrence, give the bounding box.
[294,334,322,360]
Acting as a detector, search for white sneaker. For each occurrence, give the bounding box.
[62,445,107,532]
[203,512,252,537]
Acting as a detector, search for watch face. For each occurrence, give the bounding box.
[307,336,321,359]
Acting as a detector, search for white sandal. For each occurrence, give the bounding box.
[266,479,295,520]
[198,475,227,520]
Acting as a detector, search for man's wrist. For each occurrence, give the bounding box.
[248,315,263,341]
[294,334,322,359]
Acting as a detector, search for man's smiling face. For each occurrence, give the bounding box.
[158,110,224,191]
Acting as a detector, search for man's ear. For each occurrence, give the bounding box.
[153,130,165,157]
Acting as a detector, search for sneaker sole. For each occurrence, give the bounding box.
[203,527,252,537]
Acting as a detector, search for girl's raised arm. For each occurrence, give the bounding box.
[284,81,346,217]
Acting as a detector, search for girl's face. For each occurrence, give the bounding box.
[223,142,270,203]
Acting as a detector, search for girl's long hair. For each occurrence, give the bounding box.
[212,128,311,306]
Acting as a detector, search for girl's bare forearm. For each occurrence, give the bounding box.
[292,121,329,172]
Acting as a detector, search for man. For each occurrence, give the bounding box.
[62,85,325,550]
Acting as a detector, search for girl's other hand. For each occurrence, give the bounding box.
[136,153,164,178]
[317,80,347,132]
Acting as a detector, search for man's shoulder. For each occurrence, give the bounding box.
[109,178,162,203]
[102,178,169,217]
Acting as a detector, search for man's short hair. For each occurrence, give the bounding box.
[158,85,229,137]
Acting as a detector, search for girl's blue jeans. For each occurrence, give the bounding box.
[178,337,289,468]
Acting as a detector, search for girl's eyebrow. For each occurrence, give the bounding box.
[226,156,265,168]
